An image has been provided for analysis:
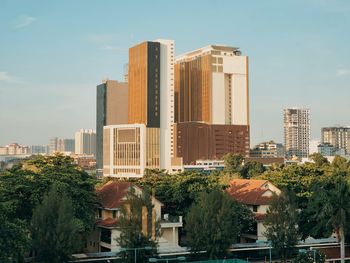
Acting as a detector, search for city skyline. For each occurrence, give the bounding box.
[1,0,350,146]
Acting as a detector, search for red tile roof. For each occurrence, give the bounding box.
[254,213,266,221]
[226,179,275,205]
[96,218,119,228]
[96,181,133,209]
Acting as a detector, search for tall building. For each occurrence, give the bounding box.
[75,129,96,156]
[175,45,249,125]
[57,138,75,153]
[321,127,350,155]
[96,80,128,171]
[174,45,250,164]
[250,141,284,158]
[48,137,58,154]
[283,108,310,158]
[103,39,174,177]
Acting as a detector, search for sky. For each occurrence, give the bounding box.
[0,0,349,146]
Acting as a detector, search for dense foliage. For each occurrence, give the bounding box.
[185,189,254,259]
[0,154,97,261]
[31,184,79,263]
[264,190,300,262]
[116,188,159,262]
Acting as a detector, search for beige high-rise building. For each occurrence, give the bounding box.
[321,127,350,154]
[284,108,310,158]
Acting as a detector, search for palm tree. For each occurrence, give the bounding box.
[307,176,350,263]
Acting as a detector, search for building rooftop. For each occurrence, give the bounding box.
[226,179,280,205]
[176,44,241,61]
[96,181,133,209]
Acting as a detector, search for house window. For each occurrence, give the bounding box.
[98,209,102,219]
[253,205,258,212]
[113,210,117,218]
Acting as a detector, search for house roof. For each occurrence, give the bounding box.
[226,179,277,205]
[96,218,119,228]
[96,181,133,209]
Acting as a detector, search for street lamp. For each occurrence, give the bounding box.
[149,256,186,263]
[120,246,152,263]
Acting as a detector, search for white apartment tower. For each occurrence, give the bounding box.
[284,108,310,158]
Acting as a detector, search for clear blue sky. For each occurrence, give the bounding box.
[1,0,349,146]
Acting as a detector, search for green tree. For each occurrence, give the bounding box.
[241,161,266,179]
[31,183,79,263]
[306,176,350,263]
[0,154,97,236]
[139,170,223,216]
[116,188,159,263]
[309,153,329,167]
[0,202,30,263]
[264,190,300,262]
[185,189,250,259]
[222,153,244,174]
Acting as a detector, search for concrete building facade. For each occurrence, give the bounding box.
[250,140,284,158]
[174,122,249,165]
[175,45,249,126]
[96,80,128,172]
[284,108,310,159]
[75,129,96,156]
[321,127,350,155]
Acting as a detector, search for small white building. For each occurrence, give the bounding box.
[226,179,281,242]
[86,181,183,253]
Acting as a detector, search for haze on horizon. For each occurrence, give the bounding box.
[0,0,349,147]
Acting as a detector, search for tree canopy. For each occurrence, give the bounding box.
[31,183,79,263]
[185,189,254,259]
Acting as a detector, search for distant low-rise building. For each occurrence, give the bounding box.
[86,181,183,254]
[250,141,284,158]
[226,179,281,242]
[0,143,30,155]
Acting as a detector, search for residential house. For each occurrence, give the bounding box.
[86,181,183,254]
[226,179,281,242]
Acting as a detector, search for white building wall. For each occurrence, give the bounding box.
[231,74,248,125]
[156,39,174,172]
[222,55,248,125]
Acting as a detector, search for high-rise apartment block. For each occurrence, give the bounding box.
[174,45,250,163]
[75,129,96,156]
[321,127,350,155]
[96,80,128,171]
[284,108,310,158]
